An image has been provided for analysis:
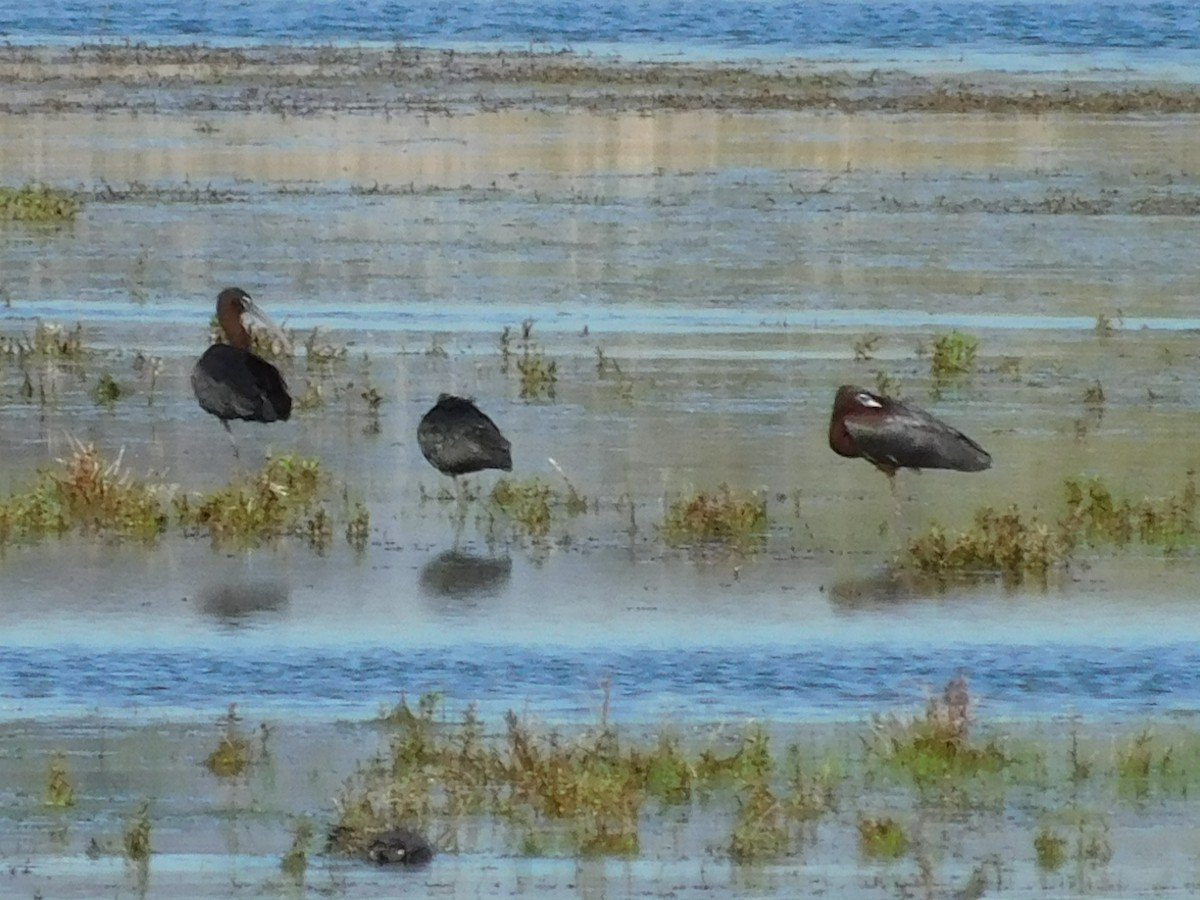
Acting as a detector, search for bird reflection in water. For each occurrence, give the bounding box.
[419,549,512,601]
[198,580,290,624]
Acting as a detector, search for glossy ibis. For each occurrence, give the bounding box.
[417,394,512,500]
[828,385,991,493]
[191,287,292,456]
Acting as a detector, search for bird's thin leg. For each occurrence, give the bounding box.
[888,471,902,522]
[222,420,240,460]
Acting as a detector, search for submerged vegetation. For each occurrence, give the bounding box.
[928,330,979,382]
[902,472,1200,582]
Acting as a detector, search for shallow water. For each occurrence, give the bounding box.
[4,57,1200,897]
[5,0,1200,77]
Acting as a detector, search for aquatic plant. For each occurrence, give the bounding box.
[280,817,314,878]
[0,182,80,223]
[0,441,168,544]
[489,475,587,540]
[203,707,256,778]
[853,332,883,361]
[517,349,558,400]
[782,745,839,821]
[867,675,1008,787]
[43,752,75,808]
[122,800,152,862]
[346,500,370,551]
[856,816,908,859]
[174,454,326,546]
[873,369,900,397]
[0,321,86,359]
[903,506,1066,580]
[1033,827,1067,871]
[929,330,978,381]
[659,484,767,548]
[1082,379,1105,408]
[91,372,125,405]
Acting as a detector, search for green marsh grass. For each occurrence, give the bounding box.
[660,484,767,548]
[281,817,314,878]
[44,752,75,808]
[902,472,1200,581]
[489,475,587,540]
[1033,827,1067,870]
[856,816,908,859]
[203,706,256,778]
[122,800,152,862]
[929,330,978,382]
[91,372,125,405]
[0,183,80,223]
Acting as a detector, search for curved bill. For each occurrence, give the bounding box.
[242,296,293,356]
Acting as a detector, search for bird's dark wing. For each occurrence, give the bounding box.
[845,400,991,472]
[192,345,291,423]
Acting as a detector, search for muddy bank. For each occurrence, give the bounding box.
[3,43,1200,116]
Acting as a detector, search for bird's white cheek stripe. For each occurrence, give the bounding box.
[856,393,883,408]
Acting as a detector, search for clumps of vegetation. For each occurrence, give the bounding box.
[928,330,978,382]
[346,500,370,551]
[489,475,587,540]
[1033,827,1067,870]
[281,817,314,878]
[0,321,86,359]
[122,800,152,862]
[901,472,1200,581]
[1095,311,1122,337]
[44,752,75,807]
[867,675,1008,788]
[203,706,257,778]
[0,441,167,544]
[594,347,635,400]
[903,506,1066,580]
[0,183,80,223]
[501,319,558,400]
[853,333,883,361]
[659,484,767,548]
[91,372,125,406]
[857,816,909,859]
[0,445,365,552]
[874,369,900,397]
[337,693,822,862]
[174,454,329,549]
[728,726,789,862]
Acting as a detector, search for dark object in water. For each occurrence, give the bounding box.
[191,286,292,455]
[417,394,512,484]
[366,828,434,866]
[828,384,991,484]
[419,548,512,600]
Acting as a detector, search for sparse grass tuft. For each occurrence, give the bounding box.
[281,817,314,878]
[900,472,1200,582]
[929,330,978,381]
[489,475,587,540]
[174,454,326,547]
[1033,827,1067,870]
[0,441,167,544]
[868,675,1008,787]
[1,321,86,359]
[857,816,908,859]
[122,800,152,862]
[0,183,80,223]
[517,350,558,400]
[91,372,125,405]
[659,484,767,548]
[44,752,75,808]
[203,705,256,778]
[853,333,883,361]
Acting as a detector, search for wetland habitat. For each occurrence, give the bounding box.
[5,32,1200,900]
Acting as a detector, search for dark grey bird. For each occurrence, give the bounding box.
[366,828,434,866]
[191,287,292,456]
[828,385,991,493]
[417,394,512,498]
